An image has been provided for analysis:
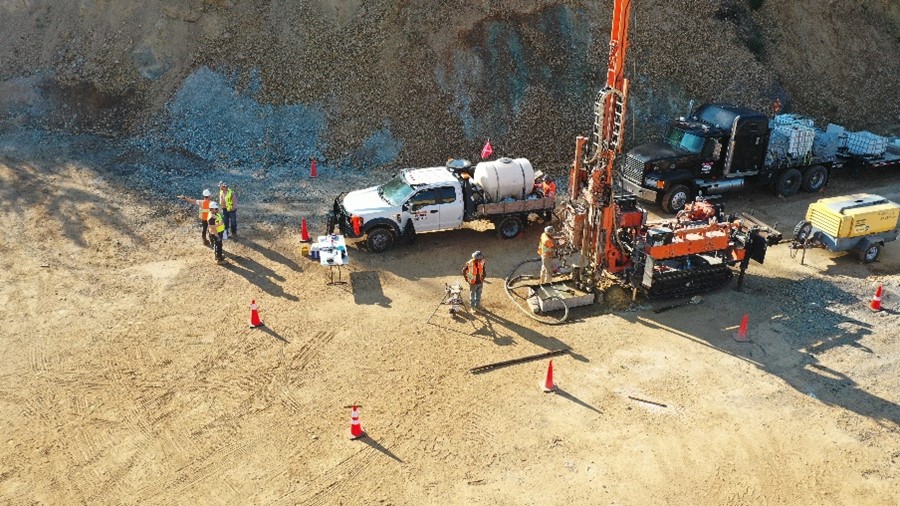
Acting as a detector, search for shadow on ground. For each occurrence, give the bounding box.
[226,253,299,301]
[624,274,899,429]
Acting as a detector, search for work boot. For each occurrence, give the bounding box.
[203,239,211,246]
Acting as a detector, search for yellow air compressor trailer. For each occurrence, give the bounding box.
[792,194,900,262]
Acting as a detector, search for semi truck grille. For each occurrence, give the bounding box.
[622,154,645,182]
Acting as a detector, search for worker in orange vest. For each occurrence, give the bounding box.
[462,250,487,310]
[542,175,557,199]
[538,226,557,284]
[178,189,213,246]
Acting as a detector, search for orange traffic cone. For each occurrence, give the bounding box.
[300,218,311,242]
[869,285,883,312]
[733,314,750,342]
[349,405,365,439]
[542,360,557,392]
[310,159,318,178]
[249,300,264,328]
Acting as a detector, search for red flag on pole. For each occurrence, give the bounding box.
[481,140,493,160]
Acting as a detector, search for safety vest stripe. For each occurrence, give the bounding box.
[465,260,484,284]
[199,200,211,220]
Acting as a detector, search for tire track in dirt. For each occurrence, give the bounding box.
[268,448,378,506]
[284,330,338,385]
[139,436,267,502]
[86,451,142,504]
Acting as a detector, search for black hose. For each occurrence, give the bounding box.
[503,257,570,325]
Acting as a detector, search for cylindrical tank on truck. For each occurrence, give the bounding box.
[472,157,535,202]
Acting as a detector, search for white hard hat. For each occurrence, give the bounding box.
[472,251,483,260]
[218,181,228,187]
[202,189,211,197]
[210,201,219,209]
[544,226,555,234]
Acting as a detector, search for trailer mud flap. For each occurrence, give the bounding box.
[747,231,768,264]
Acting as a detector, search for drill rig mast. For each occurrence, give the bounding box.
[565,0,639,286]
[561,0,780,300]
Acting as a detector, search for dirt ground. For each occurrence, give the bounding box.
[1,134,899,505]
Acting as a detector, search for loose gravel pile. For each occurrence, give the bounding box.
[0,0,897,215]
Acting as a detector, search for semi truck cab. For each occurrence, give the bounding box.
[621,104,801,213]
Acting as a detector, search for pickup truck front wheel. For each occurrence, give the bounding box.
[366,227,395,253]
[496,216,523,239]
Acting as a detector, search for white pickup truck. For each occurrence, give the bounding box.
[327,157,555,252]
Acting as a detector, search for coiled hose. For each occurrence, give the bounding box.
[504,257,570,325]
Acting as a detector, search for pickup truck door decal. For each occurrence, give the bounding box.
[408,189,442,232]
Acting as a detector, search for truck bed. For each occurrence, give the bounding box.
[833,140,900,170]
[477,196,555,216]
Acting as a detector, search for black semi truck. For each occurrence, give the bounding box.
[620,103,900,213]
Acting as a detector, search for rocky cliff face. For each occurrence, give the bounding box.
[1,0,897,170]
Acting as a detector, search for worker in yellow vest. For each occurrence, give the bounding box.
[538,226,557,284]
[218,181,237,240]
[207,201,226,264]
[178,189,213,245]
[461,250,487,310]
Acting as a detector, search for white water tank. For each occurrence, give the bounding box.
[473,157,535,202]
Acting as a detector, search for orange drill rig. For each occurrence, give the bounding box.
[561,0,780,300]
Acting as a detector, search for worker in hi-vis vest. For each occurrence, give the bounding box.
[207,201,226,264]
[462,250,487,310]
[178,189,213,246]
[541,175,557,198]
[538,226,557,284]
[218,181,237,240]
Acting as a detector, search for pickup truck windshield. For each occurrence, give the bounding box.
[379,174,416,206]
[665,126,705,154]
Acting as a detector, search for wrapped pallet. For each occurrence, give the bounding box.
[812,129,839,160]
[846,131,887,157]
[771,124,815,158]
[772,114,815,128]
[825,123,848,149]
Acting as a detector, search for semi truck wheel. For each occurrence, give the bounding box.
[496,216,523,239]
[366,227,395,253]
[662,184,692,214]
[858,243,882,263]
[775,168,802,197]
[801,165,828,193]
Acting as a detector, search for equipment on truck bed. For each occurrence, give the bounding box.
[550,0,781,311]
[790,193,899,264]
